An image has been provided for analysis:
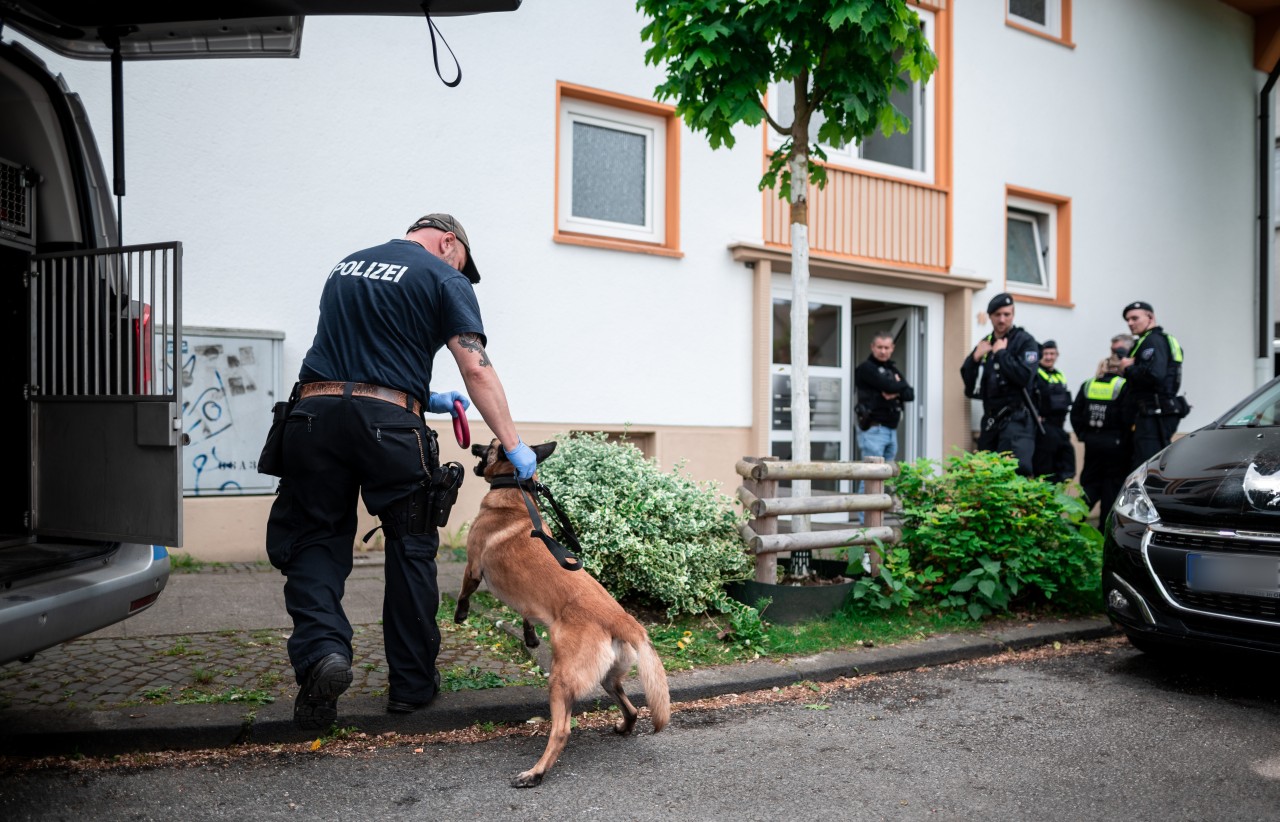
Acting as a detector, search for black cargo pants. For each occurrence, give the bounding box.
[1080,431,1128,522]
[1033,421,1077,483]
[266,392,441,706]
[978,404,1037,477]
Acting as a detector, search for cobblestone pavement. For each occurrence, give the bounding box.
[0,557,540,714]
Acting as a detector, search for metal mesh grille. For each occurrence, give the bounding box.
[0,157,35,247]
[1150,529,1280,557]
[31,244,180,398]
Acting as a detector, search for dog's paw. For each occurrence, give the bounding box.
[454,602,470,624]
[511,770,543,789]
[522,622,540,648]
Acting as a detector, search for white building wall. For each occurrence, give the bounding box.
[18,0,1266,444]
[20,2,764,434]
[953,0,1258,431]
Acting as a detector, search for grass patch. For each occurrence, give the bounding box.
[157,637,202,658]
[441,666,509,692]
[173,686,275,705]
[644,603,1077,672]
[168,552,206,573]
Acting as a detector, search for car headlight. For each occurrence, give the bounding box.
[1113,463,1160,524]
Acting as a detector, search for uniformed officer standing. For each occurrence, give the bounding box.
[1071,341,1130,523]
[268,213,537,731]
[1118,300,1186,468]
[1032,340,1076,483]
[961,292,1041,476]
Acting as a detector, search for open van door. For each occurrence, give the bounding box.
[1,1,521,60]
[28,242,183,544]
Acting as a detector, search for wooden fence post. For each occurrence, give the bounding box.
[743,456,779,584]
[864,456,884,576]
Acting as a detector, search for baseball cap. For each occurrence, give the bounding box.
[408,213,480,284]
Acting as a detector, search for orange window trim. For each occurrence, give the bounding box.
[1005,0,1075,49]
[554,81,681,255]
[1005,184,1072,308]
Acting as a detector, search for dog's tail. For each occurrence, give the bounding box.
[636,638,670,732]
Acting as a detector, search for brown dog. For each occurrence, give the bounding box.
[454,438,671,788]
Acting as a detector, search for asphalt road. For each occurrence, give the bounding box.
[4,636,1279,821]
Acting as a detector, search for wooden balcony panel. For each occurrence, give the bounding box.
[764,167,948,270]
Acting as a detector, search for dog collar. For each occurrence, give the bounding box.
[486,475,583,571]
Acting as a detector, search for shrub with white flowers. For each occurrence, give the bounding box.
[534,431,751,618]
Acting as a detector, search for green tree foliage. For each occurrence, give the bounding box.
[535,431,752,618]
[637,0,938,202]
[848,450,1104,619]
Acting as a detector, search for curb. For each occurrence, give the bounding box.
[0,618,1118,759]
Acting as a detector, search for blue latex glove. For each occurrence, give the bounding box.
[504,439,537,480]
[428,390,470,417]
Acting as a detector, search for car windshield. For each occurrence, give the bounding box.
[1221,380,1280,428]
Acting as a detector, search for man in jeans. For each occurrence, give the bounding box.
[854,331,914,518]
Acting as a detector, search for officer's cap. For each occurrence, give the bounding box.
[1122,300,1154,318]
[987,292,1014,314]
[408,213,480,284]
[1040,340,1058,351]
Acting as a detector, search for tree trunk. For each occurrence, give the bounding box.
[788,151,811,572]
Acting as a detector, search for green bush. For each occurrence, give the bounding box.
[534,431,751,618]
[848,449,1103,620]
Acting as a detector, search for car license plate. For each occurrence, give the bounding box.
[1185,553,1280,598]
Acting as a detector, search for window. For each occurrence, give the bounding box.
[766,8,934,183]
[1006,0,1073,46]
[1005,187,1072,306]
[1006,204,1050,292]
[555,83,680,256]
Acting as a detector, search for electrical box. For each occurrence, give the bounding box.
[175,326,284,496]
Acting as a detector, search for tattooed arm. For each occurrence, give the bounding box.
[448,332,522,451]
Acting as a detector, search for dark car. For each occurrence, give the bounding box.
[1104,375,1280,657]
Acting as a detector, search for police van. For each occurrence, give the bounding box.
[0,1,517,665]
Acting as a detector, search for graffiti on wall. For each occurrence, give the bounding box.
[175,333,280,496]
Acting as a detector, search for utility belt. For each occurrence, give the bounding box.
[374,426,467,540]
[982,403,1026,432]
[1136,394,1191,419]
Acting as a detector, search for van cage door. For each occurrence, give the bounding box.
[29,243,183,545]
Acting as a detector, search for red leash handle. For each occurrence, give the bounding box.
[452,399,470,447]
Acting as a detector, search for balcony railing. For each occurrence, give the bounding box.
[764,167,948,270]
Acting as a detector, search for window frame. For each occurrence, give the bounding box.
[554,82,682,257]
[1004,186,1072,307]
[1005,203,1051,295]
[1005,0,1074,48]
[765,6,936,184]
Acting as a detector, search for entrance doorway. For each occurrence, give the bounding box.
[769,281,932,521]
[852,304,925,465]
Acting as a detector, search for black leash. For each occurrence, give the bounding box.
[487,476,583,571]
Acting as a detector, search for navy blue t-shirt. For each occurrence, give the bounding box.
[298,238,485,404]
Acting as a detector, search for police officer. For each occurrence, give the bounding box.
[1096,333,1134,380]
[961,292,1041,476]
[1032,340,1075,483]
[268,213,537,730]
[1071,341,1130,523]
[1119,300,1186,468]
